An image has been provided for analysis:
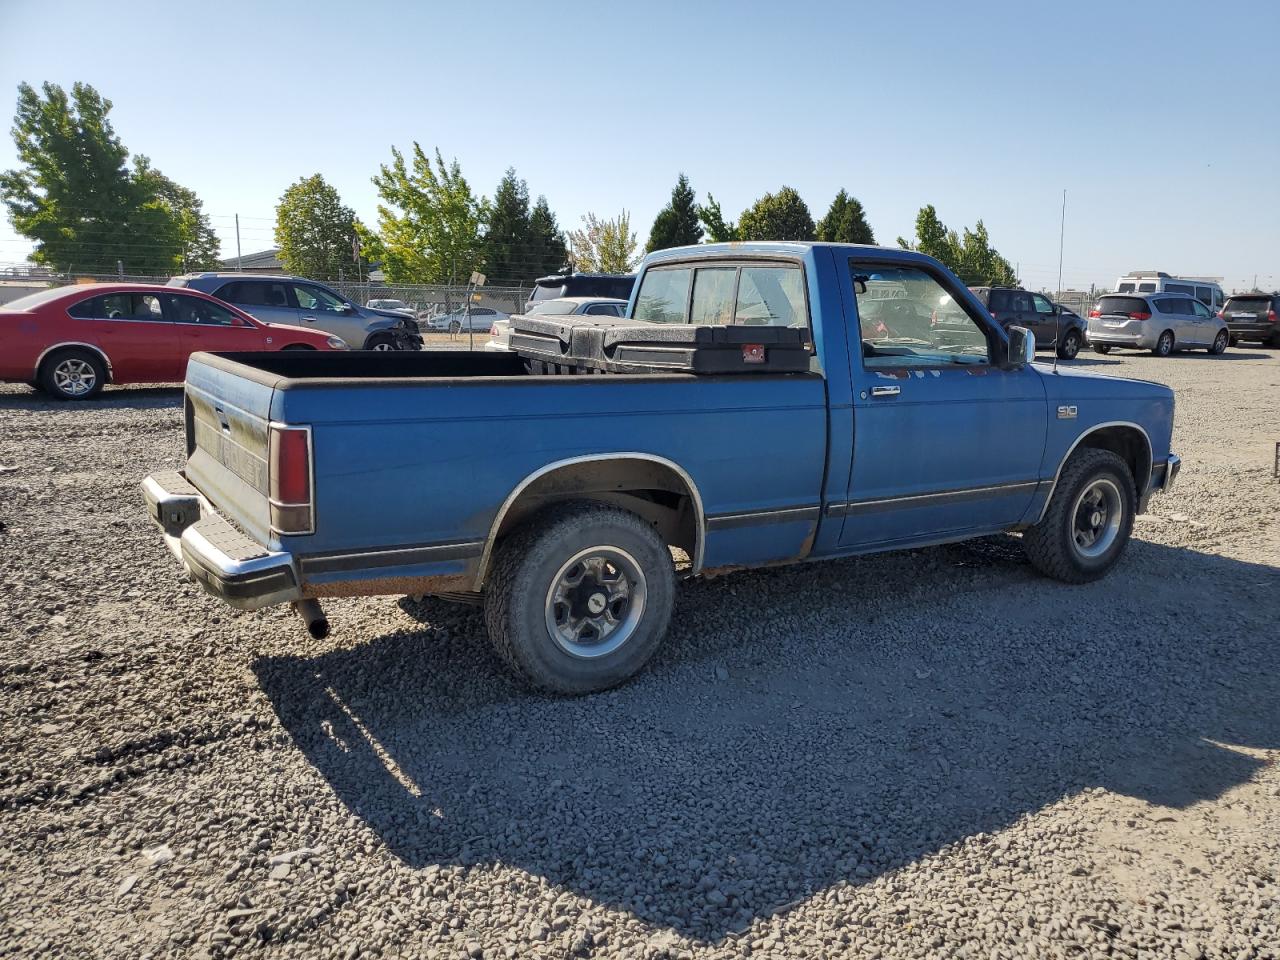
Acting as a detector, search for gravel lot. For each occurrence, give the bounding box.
[2,349,1278,959]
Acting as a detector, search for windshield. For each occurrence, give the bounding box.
[526,299,577,316]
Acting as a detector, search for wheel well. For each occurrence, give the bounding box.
[1075,425,1151,493]
[477,457,702,587]
[281,343,315,351]
[37,344,112,383]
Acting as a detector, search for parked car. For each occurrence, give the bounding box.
[0,283,345,400]
[969,287,1086,359]
[486,297,630,351]
[427,306,508,333]
[1219,293,1280,347]
[1087,292,1229,356]
[527,272,635,310]
[365,298,418,322]
[143,242,1180,695]
[168,273,422,351]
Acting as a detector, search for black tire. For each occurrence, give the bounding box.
[1269,332,1280,350]
[483,500,676,695]
[1152,330,1174,357]
[364,333,396,352]
[1228,335,1240,347]
[1023,448,1136,584]
[1208,330,1228,354]
[1056,329,1082,360]
[1092,343,1112,355]
[39,348,106,400]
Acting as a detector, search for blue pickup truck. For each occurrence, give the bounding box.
[143,242,1180,693]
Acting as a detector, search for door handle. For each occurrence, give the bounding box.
[302,316,317,323]
[870,385,901,397]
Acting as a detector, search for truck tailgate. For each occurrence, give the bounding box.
[183,356,277,546]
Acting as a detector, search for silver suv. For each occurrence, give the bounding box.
[1088,292,1228,357]
[168,274,422,351]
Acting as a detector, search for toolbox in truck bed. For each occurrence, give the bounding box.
[510,317,810,375]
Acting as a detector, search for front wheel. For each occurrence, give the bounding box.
[483,501,676,694]
[1092,343,1112,355]
[365,333,396,352]
[1152,330,1175,357]
[1023,448,1136,583]
[1208,330,1228,354]
[1056,329,1082,360]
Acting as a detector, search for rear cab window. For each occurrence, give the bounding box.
[633,261,811,338]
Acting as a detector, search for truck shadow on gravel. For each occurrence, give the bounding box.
[0,385,183,411]
[253,539,1279,942]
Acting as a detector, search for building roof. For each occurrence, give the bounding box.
[219,248,283,271]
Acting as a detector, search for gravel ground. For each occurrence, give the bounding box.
[1,349,1278,959]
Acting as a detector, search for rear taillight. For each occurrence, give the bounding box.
[1088,308,1101,318]
[1216,310,1225,319]
[1269,309,1278,324]
[490,324,499,336]
[1128,311,1151,321]
[269,425,314,535]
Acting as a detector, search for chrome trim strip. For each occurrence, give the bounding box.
[834,480,1042,517]
[33,341,114,379]
[472,452,707,589]
[705,505,821,531]
[300,540,485,575]
[1034,421,1154,524]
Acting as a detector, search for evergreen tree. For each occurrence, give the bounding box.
[737,187,815,242]
[815,189,875,245]
[527,195,568,278]
[481,168,531,283]
[698,194,739,242]
[646,173,703,252]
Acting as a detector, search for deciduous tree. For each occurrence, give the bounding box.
[372,144,487,285]
[646,173,703,252]
[737,187,815,242]
[274,174,357,280]
[898,204,1017,286]
[569,211,638,274]
[134,156,220,271]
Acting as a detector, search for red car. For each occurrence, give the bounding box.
[0,283,347,400]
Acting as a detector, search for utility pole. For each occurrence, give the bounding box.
[235,214,243,270]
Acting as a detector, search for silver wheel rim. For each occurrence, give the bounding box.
[1213,332,1226,353]
[544,546,647,659]
[1063,334,1079,358]
[1158,334,1172,355]
[372,341,393,352]
[1071,477,1123,559]
[53,358,96,396]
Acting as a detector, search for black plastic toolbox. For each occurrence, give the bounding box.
[510,318,810,375]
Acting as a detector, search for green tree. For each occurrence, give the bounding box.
[815,189,875,245]
[134,156,220,271]
[0,81,184,274]
[737,186,815,241]
[527,195,568,277]
[646,173,703,252]
[698,193,739,242]
[569,211,638,273]
[481,168,531,282]
[372,144,487,285]
[274,174,357,280]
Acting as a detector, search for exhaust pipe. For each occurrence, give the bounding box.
[292,599,329,640]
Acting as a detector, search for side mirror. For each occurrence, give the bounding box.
[1006,325,1035,368]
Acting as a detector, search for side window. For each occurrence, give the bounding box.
[689,267,736,325]
[227,281,290,308]
[1156,298,1184,315]
[1194,286,1211,305]
[584,303,619,316]
[1012,292,1034,313]
[633,268,691,324]
[1190,300,1211,318]
[852,261,989,367]
[1167,283,1193,295]
[1032,294,1055,315]
[164,294,241,326]
[1117,282,1136,293]
[987,290,1006,311]
[216,282,243,303]
[1138,282,1157,292]
[80,292,162,321]
[293,284,346,313]
[735,266,806,328]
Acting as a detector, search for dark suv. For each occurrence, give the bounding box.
[969,286,1086,359]
[527,272,635,310]
[1220,293,1280,347]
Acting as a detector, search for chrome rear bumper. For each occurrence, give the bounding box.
[142,471,299,610]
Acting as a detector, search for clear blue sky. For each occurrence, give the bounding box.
[2,0,1277,292]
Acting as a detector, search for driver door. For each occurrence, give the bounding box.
[838,260,1047,549]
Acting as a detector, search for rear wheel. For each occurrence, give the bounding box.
[1208,330,1228,354]
[1092,343,1112,355]
[39,348,105,401]
[1056,329,1082,360]
[483,501,676,695]
[1023,448,1136,583]
[1152,330,1174,357]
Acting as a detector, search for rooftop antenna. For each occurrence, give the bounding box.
[1053,188,1066,374]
